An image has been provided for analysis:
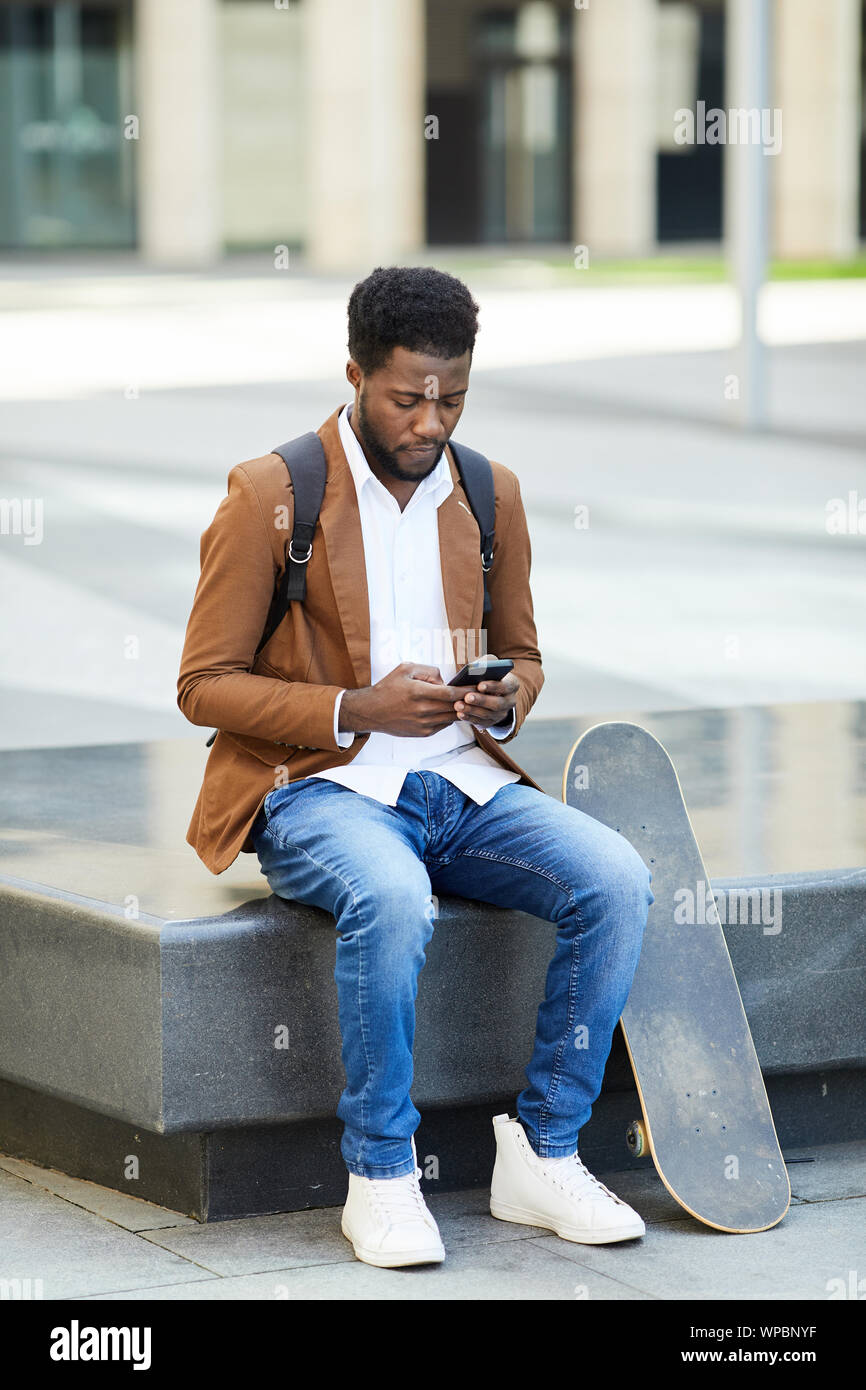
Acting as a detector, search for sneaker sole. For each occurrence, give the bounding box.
[341,1220,445,1268]
[489,1198,645,1245]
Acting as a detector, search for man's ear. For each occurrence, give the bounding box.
[346,359,362,390]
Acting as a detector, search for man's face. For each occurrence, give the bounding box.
[347,346,471,483]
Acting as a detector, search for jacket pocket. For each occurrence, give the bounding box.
[222,731,301,768]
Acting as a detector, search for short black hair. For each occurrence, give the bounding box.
[348,265,479,374]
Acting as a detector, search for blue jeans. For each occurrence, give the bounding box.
[251,772,653,1179]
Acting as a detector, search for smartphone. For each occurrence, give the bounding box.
[448,656,514,687]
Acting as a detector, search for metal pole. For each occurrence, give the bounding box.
[726,0,771,429]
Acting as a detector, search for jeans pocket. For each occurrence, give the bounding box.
[263,778,310,826]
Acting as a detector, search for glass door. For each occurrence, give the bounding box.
[477,3,572,243]
[0,1,135,249]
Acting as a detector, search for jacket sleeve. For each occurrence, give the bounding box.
[176,463,347,751]
[482,470,544,741]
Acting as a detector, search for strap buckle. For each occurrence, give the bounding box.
[289,540,313,564]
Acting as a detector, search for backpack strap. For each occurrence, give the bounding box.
[448,441,496,614]
[204,433,326,749]
[256,432,328,654]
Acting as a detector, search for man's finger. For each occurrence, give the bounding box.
[413,678,462,704]
[409,665,444,683]
[477,674,519,695]
[462,692,503,710]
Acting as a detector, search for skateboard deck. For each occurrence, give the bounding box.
[563,721,790,1232]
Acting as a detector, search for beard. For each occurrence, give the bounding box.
[354,394,445,483]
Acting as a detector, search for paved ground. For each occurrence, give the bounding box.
[1,1140,862,1301]
[1,260,865,750]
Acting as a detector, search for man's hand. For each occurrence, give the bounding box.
[339,663,463,738]
[453,671,520,730]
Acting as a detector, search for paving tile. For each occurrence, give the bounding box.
[0,1154,197,1231]
[531,1196,866,1301]
[782,1141,866,1204]
[0,1166,212,1299]
[81,1237,650,1301]
[138,1205,355,1276]
[423,1185,565,1245]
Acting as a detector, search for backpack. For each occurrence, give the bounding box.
[204,432,496,748]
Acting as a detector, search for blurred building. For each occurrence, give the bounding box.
[0,0,863,268]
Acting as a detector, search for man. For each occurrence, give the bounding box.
[177,265,654,1269]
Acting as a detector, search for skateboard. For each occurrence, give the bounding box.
[562,721,790,1233]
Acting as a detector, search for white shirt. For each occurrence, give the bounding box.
[307,404,521,807]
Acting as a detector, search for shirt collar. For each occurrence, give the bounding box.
[338,404,453,510]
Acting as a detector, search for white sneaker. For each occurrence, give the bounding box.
[489,1114,645,1244]
[341,1137,446,1268]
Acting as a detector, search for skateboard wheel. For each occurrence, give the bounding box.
[626,1120,647,1158]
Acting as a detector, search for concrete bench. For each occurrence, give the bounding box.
[1,703,864,1220]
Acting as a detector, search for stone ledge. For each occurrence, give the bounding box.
[1,864,863,1136]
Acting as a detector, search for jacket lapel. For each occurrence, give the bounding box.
[317,409,371,689]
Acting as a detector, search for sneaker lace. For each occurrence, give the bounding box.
[541,1153,625,1206]
[367,1166,431,1224]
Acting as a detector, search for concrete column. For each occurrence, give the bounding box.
[134,0,221,267]
[573,0,657,257]
[304,0,425,272]
[773,0,861,259]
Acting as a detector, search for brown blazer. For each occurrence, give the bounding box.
[177,407,545,874]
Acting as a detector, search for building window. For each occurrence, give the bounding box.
[0,2,135,250]
[426,1,573,246]
[655,0,725,243]
[477,3,572,243]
